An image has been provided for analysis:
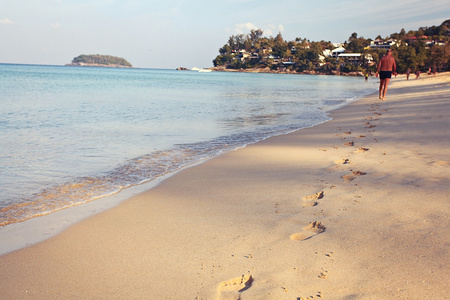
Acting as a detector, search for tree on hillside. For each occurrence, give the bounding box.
[410,40,428,69]
[346,32,365,53]
[212,20,449,72]
[272,32,289,58]
[319,40,335,50]
[394,43,413,73]
[227,36,237,50]
[249,29,264,46]
[428,43,449,71]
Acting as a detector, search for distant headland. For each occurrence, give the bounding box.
[66,54,133,68]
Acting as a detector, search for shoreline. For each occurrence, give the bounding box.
[0,74,373,240]
[0,104,335,255]
[192,65,369,76]
[1,73,449,299]
[0,80,370,255]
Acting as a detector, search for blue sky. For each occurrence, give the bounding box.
[1,0,449,69]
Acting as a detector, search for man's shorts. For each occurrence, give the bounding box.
[379,71,392,79]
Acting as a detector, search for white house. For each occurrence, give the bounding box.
[369,39,400,49]
[322,49,332,57]
[337,53,361,63]
[331,46,346,57]
[337,53,374,65]
[267,54,281,63]
[237,51,251,61]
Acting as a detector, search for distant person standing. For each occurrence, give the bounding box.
[376,49,396,100]
[406,68,411,80]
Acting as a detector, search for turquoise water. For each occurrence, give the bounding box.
[0,64,376,225]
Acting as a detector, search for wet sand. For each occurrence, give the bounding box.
[1,72,449,299]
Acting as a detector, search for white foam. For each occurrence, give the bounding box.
[0,176,165,256]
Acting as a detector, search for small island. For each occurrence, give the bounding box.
[66,54,133,68]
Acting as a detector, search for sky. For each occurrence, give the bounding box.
[1,0,449,69]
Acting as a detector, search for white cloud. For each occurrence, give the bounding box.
[264,24,285,36]
[234,22,258,34]
[0,18,14,24]
[50,22,61,29]
[230,22,285,37]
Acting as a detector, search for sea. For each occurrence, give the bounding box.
[0,64,377,227]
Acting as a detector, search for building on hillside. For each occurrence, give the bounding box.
[426,40,446,47]
[365,54,374,64]
[250,53,259,60]
[319,49,333,66]
[237,51,251,62]
[337,53,361,64]
[267,54,281,64]
[336,53,374,65]
[282,60,295,66]
[322,49,332,57]
[369,39,400,49]
[331,46,346,57]
[258,48,272,55]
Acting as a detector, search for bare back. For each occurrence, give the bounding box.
[378,55,396,72]
[377,51,396,100]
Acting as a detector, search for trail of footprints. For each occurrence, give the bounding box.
[289,100,383,299]
[216,101,383,299]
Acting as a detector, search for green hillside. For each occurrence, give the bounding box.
[69,54,132,67]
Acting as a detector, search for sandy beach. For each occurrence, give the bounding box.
[1,72,449,299]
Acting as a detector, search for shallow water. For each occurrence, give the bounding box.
[0,64,376,225]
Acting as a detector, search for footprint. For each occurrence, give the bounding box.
[217,274,253,300]
[334,158,350,165]
[354,147,369,153]
[343,174,357,181]
[353,170,367,176]
[324,252,335,257]
[290,221,326,241]
[303,191,324,207]
[342,171,367,182]
[318,270,328,279]
[303,201,318,207]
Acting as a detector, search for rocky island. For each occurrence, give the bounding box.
[66,54,133,68]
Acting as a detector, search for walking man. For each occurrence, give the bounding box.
[376,49,396,100]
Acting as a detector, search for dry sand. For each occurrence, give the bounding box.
[1,73,449,299]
